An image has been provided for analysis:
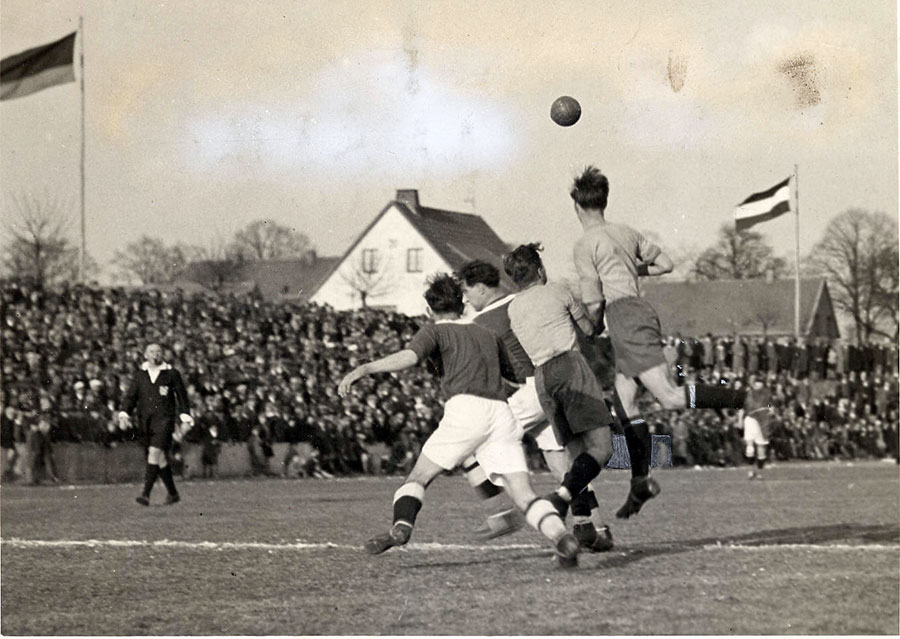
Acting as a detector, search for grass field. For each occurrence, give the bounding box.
[2,460,898,635]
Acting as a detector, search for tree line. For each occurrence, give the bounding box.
[1,193,896,342]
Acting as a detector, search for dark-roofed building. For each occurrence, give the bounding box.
[311,189,512,315]
[641,277,840,339]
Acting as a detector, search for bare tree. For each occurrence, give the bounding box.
[111,235,192,285]
[231,219,314,261]
[807,209,899,342]
[1,193,94,287]
[692,224,788,281]
[180,235,247,292]
[339,250,394,307]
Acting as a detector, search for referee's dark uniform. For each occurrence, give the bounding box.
[121,362,191,504]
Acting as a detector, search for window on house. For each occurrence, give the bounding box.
[361,248,378,274]
[406,248,423,273]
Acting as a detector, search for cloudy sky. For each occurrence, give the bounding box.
[1,0,896,282]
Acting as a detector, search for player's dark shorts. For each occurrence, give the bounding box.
[534,351,613,446]
[605,297,667,378]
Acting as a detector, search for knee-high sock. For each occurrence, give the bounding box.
[559,453,601,502]
[571,487,600,525]
[142,464,160,497]
[159,465,178,496]
[685,383,746,410]
[612,392,651,479]
[623,418,652,479]
[392,482,425,528]
[524,498,567,543]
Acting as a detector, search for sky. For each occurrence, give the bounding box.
[1,0,897,283]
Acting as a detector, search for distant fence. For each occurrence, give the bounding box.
[2,434,671,485]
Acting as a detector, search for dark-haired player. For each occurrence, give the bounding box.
[457,259,613,552]
[503,244,616,527]
[569,165,765,518]
[338,274,580,568]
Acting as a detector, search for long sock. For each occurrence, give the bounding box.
[463,457,503,499]
[524,498,567,543]
[392,482,425,528]
[685,383,747,410]
[756,445,767,470]
[560,452,602,501]
[142,464,160,497]
[571,489,593,525]
[159,465,178,496]
[623,418,652,479]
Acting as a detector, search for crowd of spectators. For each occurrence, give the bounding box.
[1,281,897,483]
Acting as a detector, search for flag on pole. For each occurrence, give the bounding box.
[1,32,77,101]
[734,177,792,232]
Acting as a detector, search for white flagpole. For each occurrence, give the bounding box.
[79,16,86,283]
[793,164,800,338]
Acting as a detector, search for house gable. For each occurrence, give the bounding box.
[310,191,514,314]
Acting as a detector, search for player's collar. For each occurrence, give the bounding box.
[141,361,172,371]
[433,318,471,325]
[472,294,515,317]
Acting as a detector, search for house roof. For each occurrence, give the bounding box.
[639,277,837,337]
[326,197,515,291]
[178,256,341,302]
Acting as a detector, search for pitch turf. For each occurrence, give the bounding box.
[2,461,898,635]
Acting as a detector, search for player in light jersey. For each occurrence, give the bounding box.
[338,274,580,568]
[457,260,613,552]
[503,244,616,525]
[741,378,773,479]
[569,166,767,518]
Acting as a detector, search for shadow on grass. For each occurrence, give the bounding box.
[589,522,900,572]
[404,522,899,571]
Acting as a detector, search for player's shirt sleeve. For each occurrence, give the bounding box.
[635,229,662,264]
[406,325,438,363]
[496,335,520,383]
[573,237,604,306]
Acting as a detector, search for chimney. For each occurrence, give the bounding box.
[396,189,420,212]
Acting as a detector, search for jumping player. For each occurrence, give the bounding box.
[337,274,580,568]
[569,166,764,518]
[503,244,616,526]
[457,259,613,552]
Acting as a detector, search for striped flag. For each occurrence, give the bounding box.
[1,32,76,101]
[734,177,792,232]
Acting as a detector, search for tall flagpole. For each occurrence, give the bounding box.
[793,164,800,338]
[79,16,86,283]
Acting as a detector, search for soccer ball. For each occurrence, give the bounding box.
[550,96,581,127]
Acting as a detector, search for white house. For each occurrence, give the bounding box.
[311,190,513,316]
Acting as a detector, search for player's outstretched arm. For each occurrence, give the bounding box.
[338,349,418,397]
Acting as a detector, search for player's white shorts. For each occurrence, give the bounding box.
[508,377,563,452]
[421,394,529,481]
[743,415,769,449]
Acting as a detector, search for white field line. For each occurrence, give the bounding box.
[1,537,897,553]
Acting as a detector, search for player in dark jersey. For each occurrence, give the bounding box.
[458,260,613,552]
[338,274,580,568]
